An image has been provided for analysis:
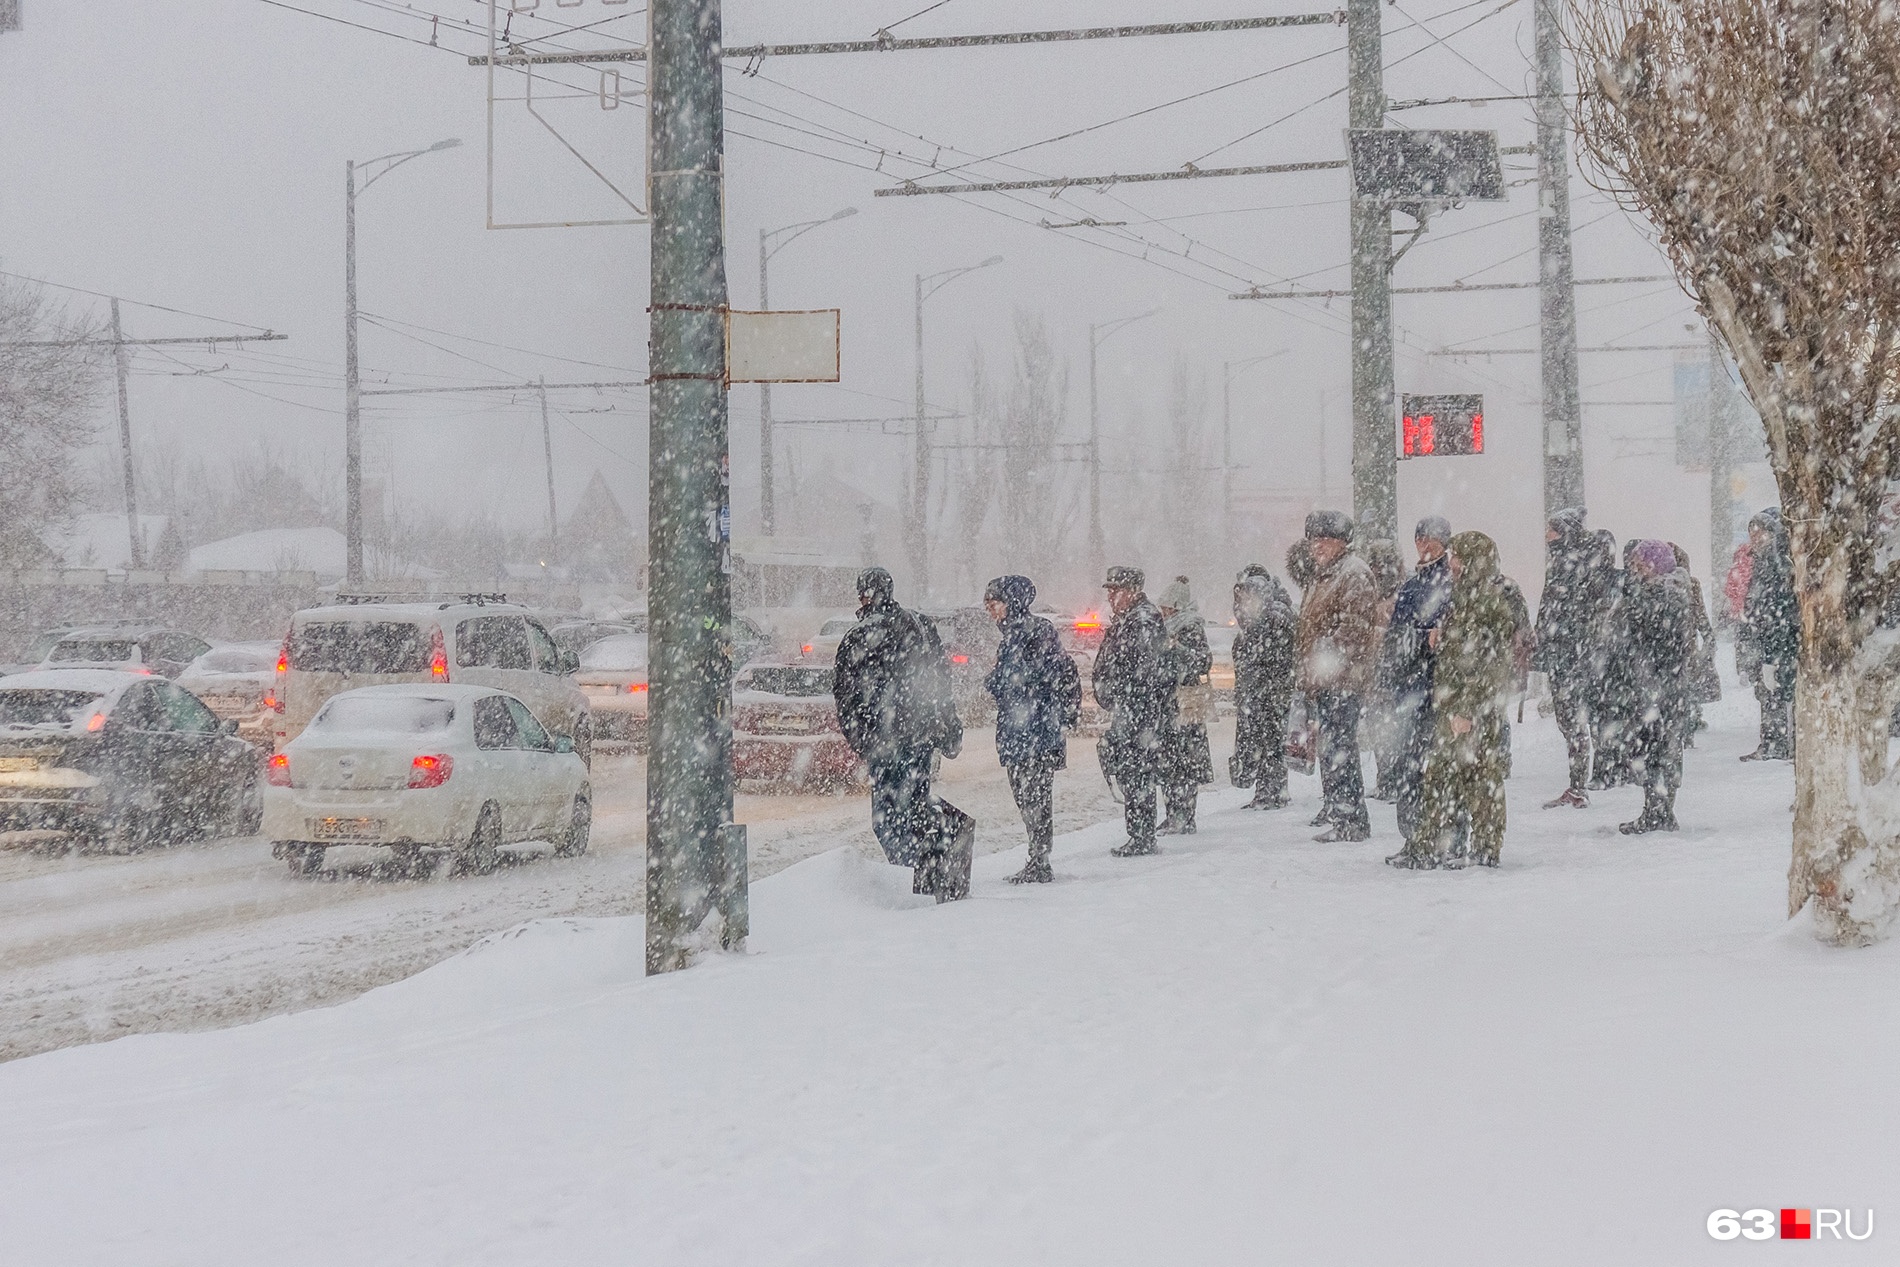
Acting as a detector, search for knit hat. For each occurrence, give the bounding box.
[1157,576,1193,611]
[1304,509,1353,542]
[1414,515,1452,544]
[1632,539,1678,575]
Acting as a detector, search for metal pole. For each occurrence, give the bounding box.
[1707,327,1733,599]
[910,272,930,600]
[1088,324,1104,586]
[1222,363,1235,546]
[758,228,775,536]
[344,159,364,587]
[108,299,143,570]
[1347,0,1395,539]
[538,377,559,563]
[1536,0,1584,517]
[647,0,739,973]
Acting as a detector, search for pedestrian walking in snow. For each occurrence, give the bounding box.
[1231,569,1297,809]
[1390,531,1518,869]
[1670,542,1724,742]
[1588,535,1643,790]
[1618,540,1698,834]
[833,567,964,868]
[1378,516,1454,847]
[1534,508,1611,808]
[1360,539,1409,802]
[1157,577,1215,835]
[982,575,1082,884]
[1738,509,1798,762]
[1092,566,1176,857]
[1297,511,1379,842]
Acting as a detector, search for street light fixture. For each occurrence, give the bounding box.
[757,206,858,536]
[1222,350,1289,544]
[344,137,461,588]
[1086,307,1160,587]
[910,254,1003,600]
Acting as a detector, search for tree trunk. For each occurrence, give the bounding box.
[1789,533,1900,944]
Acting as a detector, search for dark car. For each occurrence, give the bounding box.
[0,669,262,852]
[38,625,211,679]
[732,662,863,790]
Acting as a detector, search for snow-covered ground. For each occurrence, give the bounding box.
[5,693,1895,1264]
[0,727,1134,1062]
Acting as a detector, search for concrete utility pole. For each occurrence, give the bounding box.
[1536,0,1585,518]
[343,138,460,588]
[909,257,1001,601]
[536,377,559,562]
[1088,308,1158,586]
[1707,327,1734,590]
[758,208,855,537]
[108,299,143,571]
[1347,0,1396,540]
[647,0,742,974]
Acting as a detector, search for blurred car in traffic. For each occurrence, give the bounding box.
[2,626,103,677]
[0,668,262,852]
[797,614,858,662]
[264,684,590,878]
[732,662,862,790]
[572,634,649,748]
[274,599,588,760]
[176,641,281,743]
[1205,617,1239,699]
[38,625,211,679]
[930,606,1003,723]
[548,620,643,662]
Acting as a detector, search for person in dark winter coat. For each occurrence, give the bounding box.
[1092,566,1176,857]
[1231,570,1298,809]
[1156,577,1215,834]
[1360,539,1409,802]
[1390,531,1518,869]
[1378,516,1454,847]
[1297,510,1380,841]
[1588,534,1642,790]
[1670,542,1723,740]
[1619,540,1697,833]
[1739,509,1798,761]
[833,567,963,866]
[1533,507,1609,807]
[982,575,1080,884]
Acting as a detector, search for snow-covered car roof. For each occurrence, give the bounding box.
[0,668,152,695]
[315,682,510,702]
[293,602,537,623]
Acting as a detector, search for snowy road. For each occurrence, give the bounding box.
[0,723,1164,1062]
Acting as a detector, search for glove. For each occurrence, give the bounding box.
[940,734,962,760]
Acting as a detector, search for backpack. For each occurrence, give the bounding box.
[1052,646,1083,729]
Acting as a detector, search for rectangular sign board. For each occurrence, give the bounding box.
[727,309,841,384]
[1349,130,1504,202]
[1402,393,1484,457]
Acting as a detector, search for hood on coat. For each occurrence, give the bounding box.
[1547,506,1588,547]
[1157,576,1194,613]
[1449,530,1501,588]
[1633,539,1678,576]
[984,574,1037,618]
[856,567,895,608]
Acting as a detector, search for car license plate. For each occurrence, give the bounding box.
[0,757,42,773]
[311,816,384,841]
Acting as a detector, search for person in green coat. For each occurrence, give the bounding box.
[1388,531,1518,870]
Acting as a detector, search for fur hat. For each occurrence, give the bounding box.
[1304,509,1353,542]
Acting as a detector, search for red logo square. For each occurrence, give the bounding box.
[1781,1208,1812,1239]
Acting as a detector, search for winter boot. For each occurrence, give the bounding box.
[1111,838,1158,858]
[1314,821,1371,844]
[1308,810,1335,828]
[1006,860,1054,884]
[1471,849,1500,867]
[1619,791,1669,835]
[1543,787,1589,810]
[1247,790,1289,810]
[1385,845,1437,869]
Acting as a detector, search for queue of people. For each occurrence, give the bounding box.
[829,503,1781,888]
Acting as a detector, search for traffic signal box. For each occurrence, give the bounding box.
[1401,393,1484,458]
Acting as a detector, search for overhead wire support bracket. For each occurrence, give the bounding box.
[467,12,1346,66]
[877,158,1349,198]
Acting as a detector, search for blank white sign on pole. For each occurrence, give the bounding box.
[726,309,841,383]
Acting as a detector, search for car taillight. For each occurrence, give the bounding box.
[408,754,453,788]
[429,625,449,681]
[1075,613,1102,632]
[87,712,107,733]
[951,654,969,665]
[627,681,649,694]
[263,691,284,714]
[802,643,813,655]
[276,631,290,675]
[267,753,292,787]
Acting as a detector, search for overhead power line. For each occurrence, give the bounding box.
[1231,274,1671,300]
[1431,343,1702,357]
[468,13,1346,65]
[877,158,1349,198]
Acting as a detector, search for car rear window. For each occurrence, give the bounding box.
[290,621,430,674]
[742,667,833,696]
[197,648,275,674]
[312,696,455,734]
[579,635,648,673]
[818,619,855,636]
[50,639,136,663]
[0,689,106,730]
[456,617,533,671]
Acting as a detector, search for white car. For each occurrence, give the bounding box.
[573,633,649,746]
[264,684,590,878]
[176,641,280,743]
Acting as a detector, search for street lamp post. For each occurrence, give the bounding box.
[909,255,1002,601]
[757,207,856,537]
[1086,308,1159,587]
[1221,350,1289,545]
[344,137,461,588]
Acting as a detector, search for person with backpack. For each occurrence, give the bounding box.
[983,575,1081,884]
[833,567,963,869]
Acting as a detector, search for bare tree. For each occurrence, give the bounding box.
[1572,0,1900,942]
[0,278,103,564]
[1165,358,1212,569]
[998,311,1068,580]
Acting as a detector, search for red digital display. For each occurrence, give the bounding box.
[1401,395,1484,458]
